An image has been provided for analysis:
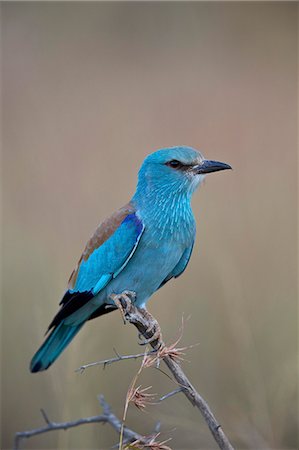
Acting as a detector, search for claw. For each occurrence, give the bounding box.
[111,296,126,324]
[138,332,144,341]
[145,322,156,334]
[110,291,136,324]
[109,292,162,348]
[122,290,137,301]
[138,328,161,346]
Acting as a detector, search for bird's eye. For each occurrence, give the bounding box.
[166,160,182,169]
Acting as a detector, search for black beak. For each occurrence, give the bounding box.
[194,160,232,174]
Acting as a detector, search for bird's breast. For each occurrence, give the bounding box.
[103,235,187,307]
[99,202,196,307]
[137,200,196,247]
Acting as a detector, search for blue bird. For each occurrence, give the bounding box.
[30,146,231,372]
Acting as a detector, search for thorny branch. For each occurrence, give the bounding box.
[114,294,235,450]
[13,395,157,450]
[76,348,157,372]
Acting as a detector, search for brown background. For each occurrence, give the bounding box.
[2,2,297,449]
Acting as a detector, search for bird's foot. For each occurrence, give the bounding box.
[110,291,136,324]
[110,292,162,349]
[137,308,162,347]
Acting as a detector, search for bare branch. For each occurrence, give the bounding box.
[76,349,157,373]
[14,395,145,450]
[115,294,235,450]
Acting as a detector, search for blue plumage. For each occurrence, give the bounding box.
[30,323,84,372]
[30,146,231,372]
[72,212,144,294]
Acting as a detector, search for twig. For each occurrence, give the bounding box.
[76,348,157,372]
[117,294,235,450]
[159,388,184,402]
[13,395,145,450]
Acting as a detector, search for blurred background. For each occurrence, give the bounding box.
[1,2,297,449]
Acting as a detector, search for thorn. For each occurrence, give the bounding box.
[40,409,51,425]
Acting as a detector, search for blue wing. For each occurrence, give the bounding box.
[158,243,194,289]
[72,213,144,295]
[48,210,144,330]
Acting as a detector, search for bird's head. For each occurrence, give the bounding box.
[134,146,231,200]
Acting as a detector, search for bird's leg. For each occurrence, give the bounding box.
[137,308,162,347]
[110,291,162,348]
[110,291,136,325]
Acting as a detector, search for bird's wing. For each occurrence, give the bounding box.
[48,202,144,330]
[158,242,194,289]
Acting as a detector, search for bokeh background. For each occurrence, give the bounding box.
[1,2,297,449]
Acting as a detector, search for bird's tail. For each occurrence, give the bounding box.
[30,322,84,373]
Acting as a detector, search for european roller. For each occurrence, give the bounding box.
[30,146,231,372]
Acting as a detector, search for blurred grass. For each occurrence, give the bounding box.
[1,2,298,449]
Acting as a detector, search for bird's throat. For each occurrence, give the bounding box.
[132,188,196,243]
